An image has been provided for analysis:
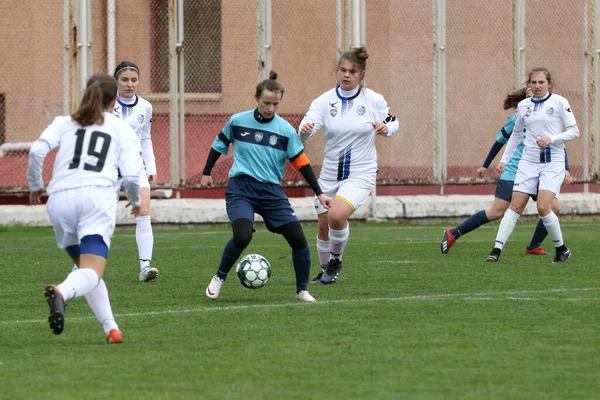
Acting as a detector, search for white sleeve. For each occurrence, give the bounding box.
[551,99,579,144]
[500,112,524,164]
[140,138,157,176]
[27,140,52,191]
[141,103,153,140]
[375,95,399,137]
[298,97,324,141]
[26,118,64,191]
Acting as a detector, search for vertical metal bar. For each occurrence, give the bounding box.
[264,0,272,77]
[596,0,600,180]
[515,0,526,88]
[86,0,93,78]
[258,0,265,81]
[63,0,70,114]
[107,0,116,75]
[434,0,447,188]
[78,0,88,97]
[177,0,185,185]
[169,0,179,187]
[336,0,342,56]
[583,0,590,192]
[352,0,360,47]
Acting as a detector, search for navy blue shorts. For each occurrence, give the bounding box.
[495,179,537,202]
[226,176,299,233]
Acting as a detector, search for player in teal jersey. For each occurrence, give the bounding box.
[441,87,571,255]
[201,71,331,302]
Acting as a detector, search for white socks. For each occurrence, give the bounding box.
[541,211,564,248]
[85,279,119,335]
[494,209,521,250]
[316,237,330,269]
[329,225,349,261]
[136,215,154,269]
[57,268,100,301]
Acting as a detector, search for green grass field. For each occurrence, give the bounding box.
[1,221,599,399]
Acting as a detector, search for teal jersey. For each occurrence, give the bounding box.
[495,113,525,181]
[212,109,304,185]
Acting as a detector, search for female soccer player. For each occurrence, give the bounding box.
[201,71,331,302]
[298,46,399,284]
[484,67,579,262]
[441,87,571,255]
[113,61,159,282]
[27,74,144,342]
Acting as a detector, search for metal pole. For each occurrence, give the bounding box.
[596,0,600,180]
[177,0,185,185]
[515,0,526,88]
[107,0,116,75]
[336,0,342,56]
[169,0,179,187]
[63,0,70,114]
[77,0,88,97]
[352,0,360,47]
[583,1,590,192]
[86,0,93,79]
[434,0,447,190]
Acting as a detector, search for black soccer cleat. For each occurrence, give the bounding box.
[553,248,571,263]
[484,248,501,262]
[321,259,343,284]
[45,284,66,335]
[310,272,324,284]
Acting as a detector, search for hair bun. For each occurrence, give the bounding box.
[269,70,278,80]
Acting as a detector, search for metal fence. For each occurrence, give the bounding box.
[0,0,598,192]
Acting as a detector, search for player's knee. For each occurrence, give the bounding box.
[279,222,308,250]
[80,234,109,258]
[537,203,552,216]
[232,219,253,249]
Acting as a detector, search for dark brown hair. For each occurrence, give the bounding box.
[113,61,140,78]
[71,74,117,127]
[339,46,369,71]
[255,70,284,99]
[527,67,553,88]
[503,87,530,110]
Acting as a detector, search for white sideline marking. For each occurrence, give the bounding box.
[3,287,599,326]
[373,260,423,264]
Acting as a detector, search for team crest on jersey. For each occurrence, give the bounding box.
[330,108,338,117]
[137,114,144,123]
[269,135,278,146]
[255,132,264,142]
[357,106,366,116]
[546,107,554,115]
[525,108,532,118]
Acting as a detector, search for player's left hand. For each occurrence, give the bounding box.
[148,174,156,183]
[372,122,389,136]
[563,170,572,185]
[317,194,332,209]
[536,136,552,148]
[29,190,43,205]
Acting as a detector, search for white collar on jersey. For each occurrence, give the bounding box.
[336,85,361,100]
[117,94,139,107]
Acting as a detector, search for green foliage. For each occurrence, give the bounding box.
[0,222,599,399]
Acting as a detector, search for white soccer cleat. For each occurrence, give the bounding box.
[297,290,317,303]
[139,266,159,282]
[206,275,224,300]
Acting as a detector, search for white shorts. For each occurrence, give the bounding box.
[46,186,117,250]
[513,159,565,198]
[314,177,374,215]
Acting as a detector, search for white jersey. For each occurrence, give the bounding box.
[27,113,143,195]
[298,86,399,182]
[501,93,578,165]
[113,95,157,175]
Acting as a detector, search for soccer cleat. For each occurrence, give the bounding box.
[441,228,457,254]
[484,248,501,262]
[310,272,323,284]
[44,284,66,335]
[205,275,224,299]
[320,259,343,284]
[553,248,571,263]
[106,329,123,344]
[526,246,548,255]
[297,290,317,303]
[139,266,159,282]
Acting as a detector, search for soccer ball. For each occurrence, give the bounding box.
[236,254,272,289]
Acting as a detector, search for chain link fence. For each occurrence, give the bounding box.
[0,0,598,192]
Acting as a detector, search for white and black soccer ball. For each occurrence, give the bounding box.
[236,254,271,289]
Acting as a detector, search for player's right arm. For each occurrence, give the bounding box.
[298,97,324,141]
[27,117,65,199]
[201,116,235,188]
[117,123,143,207]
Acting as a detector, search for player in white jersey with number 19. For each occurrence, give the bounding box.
[27,74,144,343]
[298,46,400,284]
[113,61,159,282]
[485,67,579,263]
